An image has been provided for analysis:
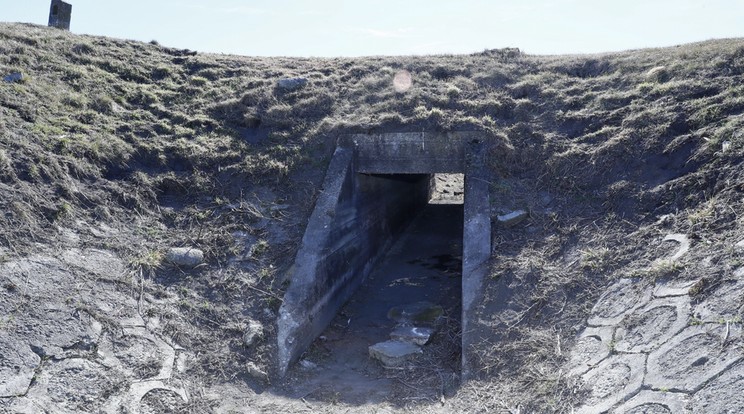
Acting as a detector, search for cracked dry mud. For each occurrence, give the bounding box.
[0,248,188,413]
[567,235,744,413]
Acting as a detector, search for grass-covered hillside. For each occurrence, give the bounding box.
[1,22,744,412]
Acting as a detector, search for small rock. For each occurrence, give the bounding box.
[390,326,435,346]
[387,302,443,324]
[369,340,422,367]
[3,72,25,83]
[736,239,744,251]
[722,141,731,153]
[276,77,308,92]
[497,210,528,227]
[242,319,264,347]
[165,247,204,267]
[245,362,268,381]
[299,359,318,370]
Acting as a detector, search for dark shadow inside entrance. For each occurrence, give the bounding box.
[279,184,463,405]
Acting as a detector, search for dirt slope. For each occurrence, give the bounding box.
[1,22,743,413]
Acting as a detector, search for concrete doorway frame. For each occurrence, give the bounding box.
[277,132,491,379]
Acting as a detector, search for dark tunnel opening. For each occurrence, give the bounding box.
[280,173,464,403]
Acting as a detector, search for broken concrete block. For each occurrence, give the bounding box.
[497,210,528,227]
[369,340,422,367]
[390,326,435,346]
[165,247,204,267]
[387,301,443,324]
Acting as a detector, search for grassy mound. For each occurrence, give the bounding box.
[1,22,743,411]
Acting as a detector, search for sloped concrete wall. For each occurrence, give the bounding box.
[277,146,430,375]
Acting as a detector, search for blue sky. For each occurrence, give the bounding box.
[3,0,744,56]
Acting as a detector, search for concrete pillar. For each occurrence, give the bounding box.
[48,0,72,30]
[461,138,492,380]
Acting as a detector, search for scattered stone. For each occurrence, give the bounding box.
[722,140,732,153]
[165,247,204,267]
[299,359,318,370]
[390,326,435,346]
[497,210,528,227]
[663,233,690,261]
[242,319,264,347]
[736,239,744,251]
[3,72,25,83]
[276,77,308,92]
[369,340,422,367]
[245,362,268,381]
[387,301,443,324]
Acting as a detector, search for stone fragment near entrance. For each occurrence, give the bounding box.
[242,319,264,347]
[245,362,268,381]
[387,302,443,324]
[165,247,204,267]
[391,326,435,346]
[497,210,528,227]
[369,340,422,367]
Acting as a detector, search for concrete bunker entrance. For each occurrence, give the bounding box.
[278,133,491,393]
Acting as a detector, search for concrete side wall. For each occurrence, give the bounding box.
[278,146,430,375]
[461,140,492,380]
